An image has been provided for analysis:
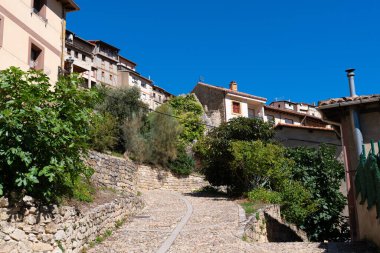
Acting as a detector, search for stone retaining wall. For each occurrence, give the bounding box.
[244,205,308,243]
[87,151,138,195]
[137,165,209,193]
[0,194,143,253]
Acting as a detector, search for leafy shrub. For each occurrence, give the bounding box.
[286,145,348,241]
[280,180,318,226]
[0,68,96,203]
[89,112,118,152]
[248,188,282,204]
[229,140,292,193]
[169,149,195,176]
[194,117,275,194]
[168,94,205,146]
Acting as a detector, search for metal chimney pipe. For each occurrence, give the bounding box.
[346,68,357,97]
[345,68,363,157]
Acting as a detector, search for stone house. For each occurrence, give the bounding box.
[318,70,380,245]
[192,81,267,127]
[0,0,79,83]
[64,30,96,88]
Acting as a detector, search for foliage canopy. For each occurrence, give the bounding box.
[0,68,96,202]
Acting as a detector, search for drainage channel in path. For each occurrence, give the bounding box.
[155,193,193,253]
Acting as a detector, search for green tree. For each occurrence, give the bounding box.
[146,104,182,167]
[0,67,96,202]
[94,86,149,152]
[168,94,205,146]
[286,145,348,241]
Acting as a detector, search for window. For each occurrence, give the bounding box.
[110,74,113,81]
[232,101,241,114]
[67,48,71,55]
[82,54,86,61]
[158,95,162,102]
[74,51,78,58]
[29,42,43,70]
[0,15,4,48]
[284,118,294,124]
[32,0,46,15]
[101,71,105,77]
[153,93,156,98]
[141,82,147,88]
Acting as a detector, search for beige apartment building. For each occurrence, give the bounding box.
[0,0,79,83]
[269,100,321,118]
[89,40,119,87]
[118,55,173,110]
[65,30,96,88]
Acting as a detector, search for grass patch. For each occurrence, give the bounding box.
[240,202,257,215]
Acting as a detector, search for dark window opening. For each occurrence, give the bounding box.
[74,51,78,58]
[232,101,241,114]
[30,44,42,70]
[82,54,86,61]
[33,0,46,13]
[284,118,294,124]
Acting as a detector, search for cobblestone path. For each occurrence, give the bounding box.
[89,190,377,253]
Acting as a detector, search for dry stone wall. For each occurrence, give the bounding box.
[87,151,138,194]
[244,205,308,243]
[137,165,209,193]
[0,194,143,253]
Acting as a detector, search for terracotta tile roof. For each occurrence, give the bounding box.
[196,82,267,102]
[264,105,323,122]
[318,95,380,107]
[275,123,335,132]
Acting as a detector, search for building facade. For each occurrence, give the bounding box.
[319,94,380,245]
[65,30,96,88]
[89,40,119,87]
[118,55,173,110]
[192,81,267,127]
[0,0,79,83]
[269,101,321,118]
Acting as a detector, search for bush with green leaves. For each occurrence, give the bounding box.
[168,94,205,146]
[248,187,282,204]
[286,145,349,241]
[194,117,275,194]
[89,112,118,152]
[169,148,195,176]
[229,140,292,193]
[0,67,97,202]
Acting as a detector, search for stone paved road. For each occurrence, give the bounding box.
[89,190,377,253]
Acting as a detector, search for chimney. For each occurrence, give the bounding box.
[229,81,237,91]
[346,68,357,97]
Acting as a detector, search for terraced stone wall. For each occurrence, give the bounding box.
[0,194,143,253]
[87,151,138,195]
[137,165,209,193]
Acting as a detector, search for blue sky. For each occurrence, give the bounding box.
[67,0,380,104]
